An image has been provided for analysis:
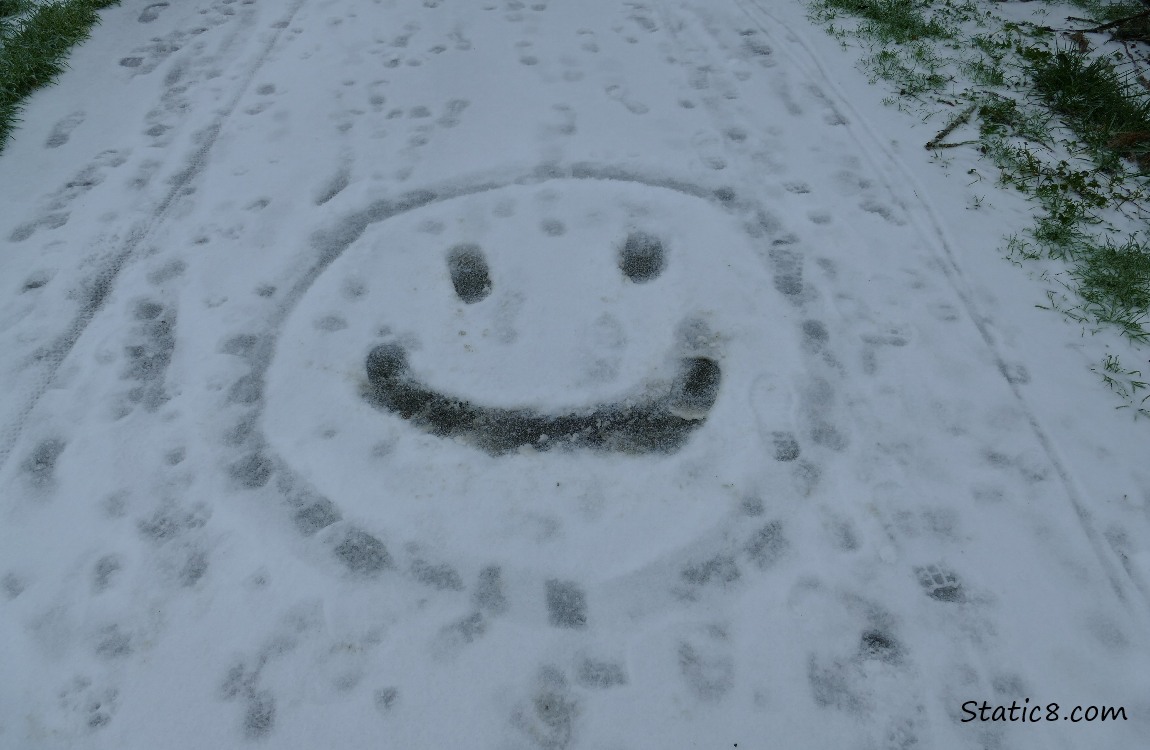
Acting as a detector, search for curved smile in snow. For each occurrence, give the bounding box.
[364,341,721,455]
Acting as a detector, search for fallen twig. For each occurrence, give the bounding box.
[1072,9,1150,35]
[925,104,977,149]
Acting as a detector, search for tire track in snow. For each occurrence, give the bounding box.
[0,0,309,472]
[731,0,1150,617]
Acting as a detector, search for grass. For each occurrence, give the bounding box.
[808,0,1150,416]
[1092,352,1150,413]
[822,0,950,43]
[0,0,33,21]
[1074,235,1150,338]
[1029,48,1150,169]
[976,92,1051,144]
[0,0,121,152]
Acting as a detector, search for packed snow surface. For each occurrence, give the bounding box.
[1,0,1149,748]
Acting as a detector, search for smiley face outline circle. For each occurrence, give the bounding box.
[255,163,805,581]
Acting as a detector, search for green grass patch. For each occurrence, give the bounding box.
[976,92,1051,143]
[1092,353,1150,416]
[1028,48,1150,170]
[808,0,1150,415]
[0,0,121,152]
[822,0,950,43]
[1,0,34,20]
[1074,235,1150,340]
[869,46,950,95]
[1,0,33,21]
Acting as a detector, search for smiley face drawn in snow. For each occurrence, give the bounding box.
[264,169,806,579]
[361,228,723,455]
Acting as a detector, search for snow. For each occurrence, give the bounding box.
[1,0,1149,748]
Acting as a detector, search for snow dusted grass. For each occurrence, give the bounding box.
[1030,46,1150,170]
[808,0,1150,417]
[821,0,949,43]
[0,0,121,151]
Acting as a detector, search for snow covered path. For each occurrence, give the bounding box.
[2,0,1149,747]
